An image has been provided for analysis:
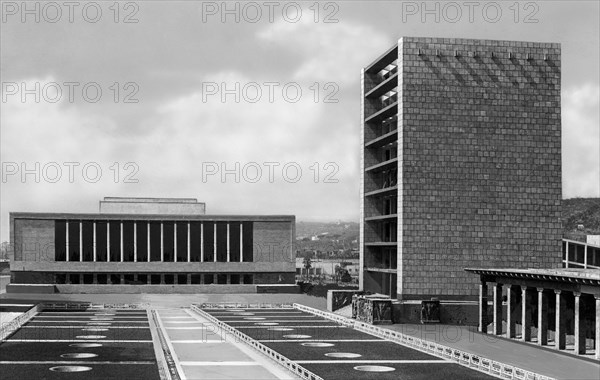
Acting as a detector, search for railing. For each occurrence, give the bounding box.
[191,305,323,380]
[197,302,294,309]
[0,303,41,341]
[293,303,355,327]
[292,304,555,380]
[41,302,90,310]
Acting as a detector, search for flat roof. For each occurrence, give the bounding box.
[9,212,294,222]
[102,197,201,204]
[465,267,600,283]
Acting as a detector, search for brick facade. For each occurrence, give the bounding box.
[361,37,562,300]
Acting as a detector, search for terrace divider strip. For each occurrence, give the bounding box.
[0,304,42,341]
[148,309,178,380]
[190,304,323,380]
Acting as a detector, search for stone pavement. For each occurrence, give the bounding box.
[381,323,600,380]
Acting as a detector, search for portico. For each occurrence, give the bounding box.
[466,268,600,360]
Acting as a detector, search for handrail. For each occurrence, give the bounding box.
[292,304,555,380]
[191,305,322,380]
[197,302,294,309]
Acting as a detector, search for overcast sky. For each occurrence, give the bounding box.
[1,0,599,241]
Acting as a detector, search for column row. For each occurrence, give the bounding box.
[480,281,599,359]
[55,220,254,263]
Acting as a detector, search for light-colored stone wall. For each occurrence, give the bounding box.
[100,200,206,215]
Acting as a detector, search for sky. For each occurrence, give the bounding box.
[1,0,599,241]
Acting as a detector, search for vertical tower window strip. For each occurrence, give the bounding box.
[187,222,191,262]
[66,220,69,262]
[227,223,230,262]
[79,221,83,262]
[93,221,97,262]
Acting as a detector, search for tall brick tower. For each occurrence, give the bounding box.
[360,37,562,300]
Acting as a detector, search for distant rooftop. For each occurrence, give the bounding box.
[102,197,199,204]
[99,197,205,215]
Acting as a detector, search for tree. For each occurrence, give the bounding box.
[340,271,352,283]
[302,256,312,281]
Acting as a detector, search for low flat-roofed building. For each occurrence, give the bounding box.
[8,198,295,292]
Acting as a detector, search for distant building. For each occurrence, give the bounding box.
[9,197,295,290]
[360,37,562,300]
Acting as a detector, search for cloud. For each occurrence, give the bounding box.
[562,83,600,198]
[121,70,359,218]
[1,77,143,239]
[257,16,393,84]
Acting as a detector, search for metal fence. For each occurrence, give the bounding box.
[292,303,556,380]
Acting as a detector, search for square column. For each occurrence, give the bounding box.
[478,280,488,333]
[492,282,503,335]
[555,290,566,349]
[160,222,164,262]
[147,222,151,263]
[79,221,83,262]
[93,273,98,285]
[93,222,97,261]
[134,223,137,262]
[213,226,217,263]
[239,223,243,262]
[595,296,600,360]
[187,274,191,285]
[187,223,191,262]
[66,221,69,262]
[521,286,531,341]
[120,222,124,262]
[537,287,548,345]
[227,223,231,262]
[506,285,517,338]
[160,274,165,285]
[174,222,177,262]
[106,222,110,262]
[200,223,204,262]
[574,292,586,354]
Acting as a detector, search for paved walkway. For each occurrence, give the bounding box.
[381,324,600,380]
[155,308,292,379]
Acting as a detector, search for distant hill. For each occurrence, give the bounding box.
[295,198,600,245]
[295,221,359,255]
[562,197,600,241]
[296,221,359,240]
